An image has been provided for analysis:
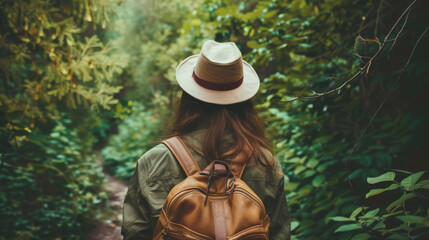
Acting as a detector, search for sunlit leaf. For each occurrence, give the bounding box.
[367,172,395,184]
[334,223,362,232]
[264,10,279,19]
[330,216,354,222]
[386,193,417,212]
[361,208,379,219]
[299,43,312,48]
[400,171,425,190]
[411,179,429,190]
[247,40,265,49]
[365,184,399,198]
[396,215,427,224]
[350,207,365,219]
[291,221,299,231]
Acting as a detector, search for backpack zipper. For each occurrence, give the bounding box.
[234,187,266,212]
[167,189,198,216]
[166,187,265,217]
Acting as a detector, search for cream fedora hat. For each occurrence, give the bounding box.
[176,40,260,105]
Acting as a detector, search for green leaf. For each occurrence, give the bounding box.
[348,169,364,180]
[359,156,372,167]
[411,179,429,190]
[264,10,279,19]
[294,165,306,175]
[330,216,354,222]
[365,184,399,198]
[400,171,425,190]
[367,172,395,184]
[302,170,316,178]
[373,221,386,230]
[396,215,427,224]
[214,7,229,16]
[291,221,299,231]
[350,207,364,219]
[247,40,264,49]
[306,159,319,168]
[334,223,362,232]
[299,43,312,48]
[387,233,409,240]
[312,175,326,187]
[361,208,379,219]
[351,233,372,240]
[386,193,417,212]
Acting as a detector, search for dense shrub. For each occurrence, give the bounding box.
[102,102,164,180]
[332,171,429,239]
[0,0,125,239]
[0,120,107,239]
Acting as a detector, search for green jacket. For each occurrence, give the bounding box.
[121,130,291,239]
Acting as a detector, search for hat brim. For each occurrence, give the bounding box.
[176,55,260,105]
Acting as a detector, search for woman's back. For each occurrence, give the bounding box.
[121,40,291,239]
[122,129,290,239]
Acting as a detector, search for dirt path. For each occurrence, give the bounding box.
[85,156,128,240]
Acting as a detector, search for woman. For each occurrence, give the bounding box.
[121,40,291,239]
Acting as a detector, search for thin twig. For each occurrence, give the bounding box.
[387,9,411,54]
[384,30,408,42]
[281,71,362,103]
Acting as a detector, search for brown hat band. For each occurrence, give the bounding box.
[192,71,243,91]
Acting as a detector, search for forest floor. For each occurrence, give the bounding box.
[85,154,128,240]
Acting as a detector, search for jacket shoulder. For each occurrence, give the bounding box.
[137,143,185,181]
[137,143,170,164]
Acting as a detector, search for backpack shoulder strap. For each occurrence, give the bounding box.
[162,136,200,176]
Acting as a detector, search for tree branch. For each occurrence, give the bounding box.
[280,0,417,103]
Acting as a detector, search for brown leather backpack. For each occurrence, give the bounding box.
[152,137,270,240]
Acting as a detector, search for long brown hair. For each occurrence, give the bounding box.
[170,91,274,168]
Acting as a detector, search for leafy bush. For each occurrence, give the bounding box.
[331,171,429,239]
[0,1,125,238]
[102,102,165,180]
[0,120,108,239]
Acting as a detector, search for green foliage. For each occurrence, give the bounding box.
[175,0,429,238]
[107,0,201,103]
[1,0,126,131]
[2,0,428,239]
[0,0,125,239]
[332,171,429,239]
[367,172,396,184]
[0,120,107,239]
[101,0,204,179]
[102,102,164,179]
